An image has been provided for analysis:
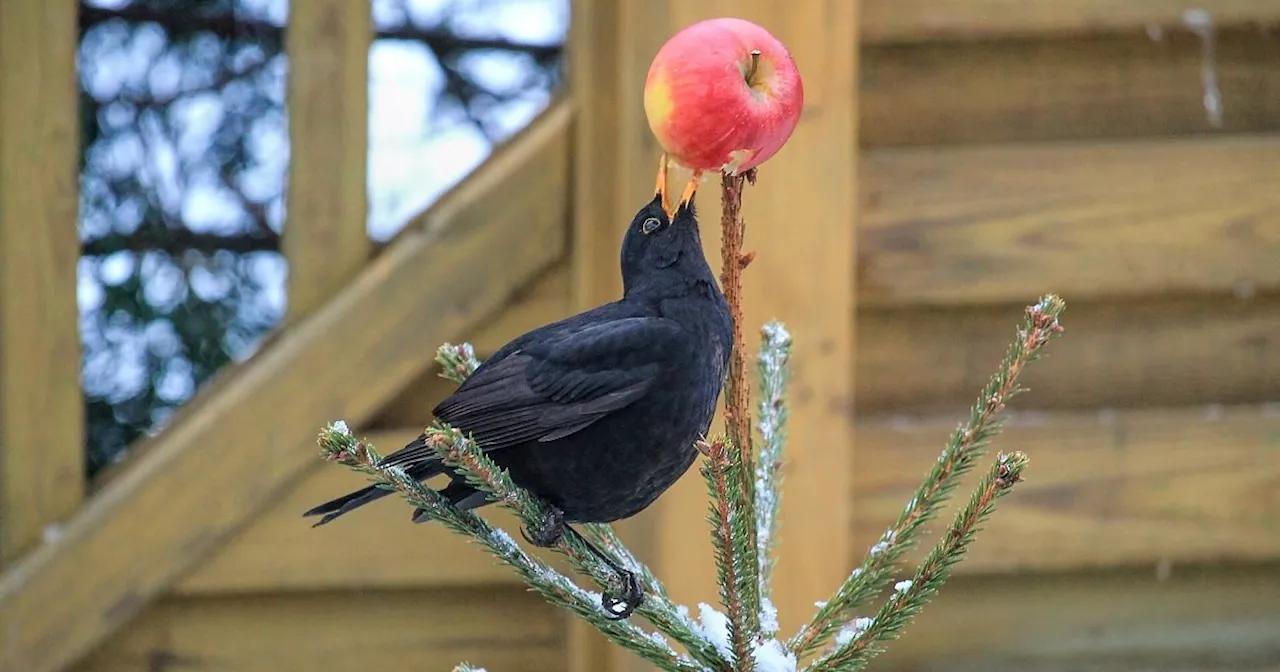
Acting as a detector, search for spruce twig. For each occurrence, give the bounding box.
[710,169,765,663]
[789,295,1066,657]
[699,434,753,667]
[754,320,792,632]
[807,452,1031,671]
[316,424,705,672]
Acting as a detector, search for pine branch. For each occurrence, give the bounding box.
[435,342,482,383]
[432,343,729,670]
[790,295,1066,657]
[714,169,764,654]
[806,452,1031,671]
[754,320,792,630]
[316,424,705,672]
[699,435,755,667]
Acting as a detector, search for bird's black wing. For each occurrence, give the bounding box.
[380,316,687,469]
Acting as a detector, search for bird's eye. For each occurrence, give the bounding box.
[640,217,662,235]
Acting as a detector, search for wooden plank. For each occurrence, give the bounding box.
[176,427,527,594]
[0,0,83,564]
[573,0,860,650]
[283,0,372,319]
[861,135,1280,306]
[632,0,860,645]
[863,0,1280,43]
[862,28,1280,147]
[0,102,573,672]
[854,404,1280,574]
[468,263,572,355]
[566,1,673,668]
[74,588,565,671]
[874,562,1280,671]
[368,262,572,430]
[377,286,1280,420]
[858,293,1280,415]
[179,403,1280,592]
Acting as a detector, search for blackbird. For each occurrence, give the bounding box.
[304,163,732,619]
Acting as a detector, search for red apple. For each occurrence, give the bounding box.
[643,17,803,180]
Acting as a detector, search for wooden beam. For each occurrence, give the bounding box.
[568,0,667,311]
[176,427,527,594]
[862,0,1280,43]
[858,293,1280,415]
[862,27,1280,147]
[0,102,573,672]
[854,404,1280,574]
[73,587,566,672]
[283,0,372,320]
[566,1,673,668]
[240,404,1280,593]
[874,562,1280,670]
[627,0,860,647]
[367,262,572,428]
[861,134,1280,306]
[378,282,1280,420]
[0,0,83,564]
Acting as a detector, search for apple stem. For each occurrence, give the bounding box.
[746,50,762,85]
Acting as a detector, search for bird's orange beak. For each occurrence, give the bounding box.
[655,154,700,218]
[676,171,701,214]
[655,153,671,216]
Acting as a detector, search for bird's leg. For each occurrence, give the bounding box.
[564,525,644,620]
[519,504,566,547]
[655,152,672,217]
[518,507,644,618]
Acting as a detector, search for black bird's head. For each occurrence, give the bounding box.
[619,171,713,297]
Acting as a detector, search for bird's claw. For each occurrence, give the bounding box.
[601,568,644,620]
[520,506,566,547]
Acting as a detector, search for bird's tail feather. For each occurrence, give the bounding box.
[303,442,444,526]
[411,479,494,523]
[302,484,396,527]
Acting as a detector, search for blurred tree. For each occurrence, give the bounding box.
[77,0,565,477]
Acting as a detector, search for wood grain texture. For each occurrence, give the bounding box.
[854,404,1280,574]
[873,562,1280,671]
[73,588,565,672]
[177,428,538,594]
[377,282,1280,420]
[282,0,371,320]
[179,400,1280,594]
[862,27,1280,147]
[0,0,84,564]
[0,103,572,672]
[368,262,573,432]
[860,134,1280,306]
[858,293,1280,415]
[863,0,1280,43]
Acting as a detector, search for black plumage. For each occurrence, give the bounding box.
[304,175,730,617]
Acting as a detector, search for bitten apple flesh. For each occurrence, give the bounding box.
[644,17,803,182]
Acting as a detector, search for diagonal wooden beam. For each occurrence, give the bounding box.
[0,100,573,672]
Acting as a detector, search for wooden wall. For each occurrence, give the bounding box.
[852,5,1280,668]
[4,1,1278,671]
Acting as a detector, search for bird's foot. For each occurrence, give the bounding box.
[601,568,644,620]
[519,505,566,548]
